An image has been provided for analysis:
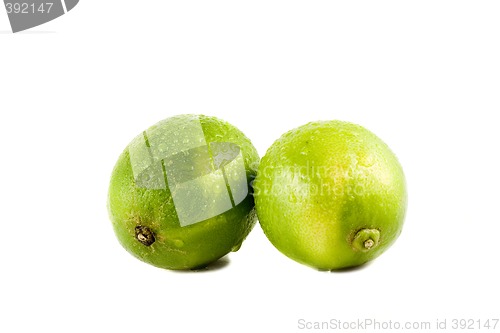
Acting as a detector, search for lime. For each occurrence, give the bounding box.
[107,114,259,270]
[253,121,407,270]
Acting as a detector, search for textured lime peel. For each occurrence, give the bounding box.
[352,229,380,252]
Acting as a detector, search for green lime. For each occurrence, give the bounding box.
[254,120,407,270]
[107,114,259,270]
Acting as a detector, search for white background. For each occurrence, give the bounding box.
[1,1,500,332]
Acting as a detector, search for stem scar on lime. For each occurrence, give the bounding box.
[135,226,155,246]
[351,229,380,252]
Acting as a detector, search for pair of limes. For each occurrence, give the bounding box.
[107,114,407,271]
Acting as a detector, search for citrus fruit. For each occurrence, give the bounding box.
[253,120,407,270]
[107,114,259,270]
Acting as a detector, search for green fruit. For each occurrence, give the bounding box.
[107,114,259,270]
[254,121,407,270]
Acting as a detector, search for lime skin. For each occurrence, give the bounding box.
[253,120,407,270]
[107,114,260,270]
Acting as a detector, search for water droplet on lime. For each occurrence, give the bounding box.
[174,239,184,248]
